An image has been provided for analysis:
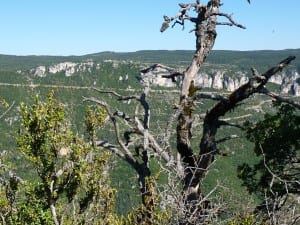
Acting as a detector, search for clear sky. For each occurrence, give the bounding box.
[0,0,299,56]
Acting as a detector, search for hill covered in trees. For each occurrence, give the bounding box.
[0,48,299,224]
[1,49,300,69]
[1,49,300,96]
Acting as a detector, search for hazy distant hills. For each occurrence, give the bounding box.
[1,49,299,71]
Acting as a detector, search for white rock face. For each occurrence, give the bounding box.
[49,62,77,76]
[278,70,300,95]
[30,61,95,77]
[31,66,47,77]
[140,65,300,96]
[269,74,284,85]
[194,70,248,91]
[196,73,213,88]
[28,61,300,96]
[223,76,236,91]
[212,71,224,89]
[292,83,300,96]
[140,64,177,87]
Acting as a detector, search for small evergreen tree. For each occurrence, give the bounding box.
[10,90,118,225]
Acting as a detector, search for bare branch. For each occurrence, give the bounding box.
[259,144,300,186]
[160,2,199,32]
[141,63,182,74]
[83,97,137,167]
[217,120,244,129]
[141,63,183,83]
[162,72,184,82]
[208,56,296,118]
[163,108,180,154]
[215,134,239,144]
[264,56,296,79]
[113,110,132,122]
[95,141,124,157]
[250,67,263,78]
[198,56,296,182]
[92,87,140,101]
[134,116,171,163]
[260,88,300,110]
[214,12,246,29]
[0,101,15,120]
[195,92,227,101]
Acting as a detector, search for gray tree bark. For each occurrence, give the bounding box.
[84,1,296,224]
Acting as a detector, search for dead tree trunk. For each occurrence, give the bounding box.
[176,1,219,204]
[84,1,296,224]
[161,1,245,216]
[161,1,295,223]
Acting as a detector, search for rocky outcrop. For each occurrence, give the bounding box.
[140,65,300,96]
[30,61,96,77]
[48,62,77,76]
[139,64,179,87]
[29,61,300,96]
[29,60,129,77]
[32,66,47,77]
[194,70,250,91]
[268,70,300,96]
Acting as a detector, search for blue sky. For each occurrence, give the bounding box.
[0,0,299,55]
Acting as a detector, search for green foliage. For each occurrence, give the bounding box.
[120,175,171,225]
[227,213,255,225]
[0,90,120,225]
[17,90,67,171]
[0,152,13,223]
[122,205,171,225]
[227,212,269,225]
[85,105,107,144]
[0,49,299,223]
[1,49,300,70]
[0,99,9,109]
[238,103,300,203]
[0,90,171,225]
[12,183,54,225]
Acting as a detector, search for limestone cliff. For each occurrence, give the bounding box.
[30,61,95,77]
[140,64,300,96]
[29,61,300,96]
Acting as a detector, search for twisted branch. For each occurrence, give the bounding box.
[83,97,138,167]
[92,87,140,101]
[260,88,300,110]
[213,12,246,29]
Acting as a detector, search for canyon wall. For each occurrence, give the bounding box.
[29,61,300,96]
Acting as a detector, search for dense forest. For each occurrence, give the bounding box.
[0,1,299,225]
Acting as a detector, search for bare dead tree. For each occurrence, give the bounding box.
[160,2,296,223]
[84,1,297,224]
[84,82,162,224]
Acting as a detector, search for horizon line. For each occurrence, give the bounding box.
[1,48,299,57]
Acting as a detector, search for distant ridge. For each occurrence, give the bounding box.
[84,49,300,67]
[0,49,299,70]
